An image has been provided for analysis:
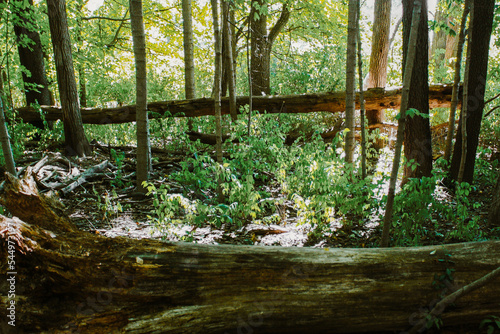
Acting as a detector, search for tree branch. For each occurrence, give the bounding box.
[268,3,290,46]
[407,265,500,334]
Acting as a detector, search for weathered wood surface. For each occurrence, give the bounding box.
[1,172,498,334]
[16,84,459,124]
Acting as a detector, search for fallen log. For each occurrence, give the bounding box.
[1,172,498,334]
[16,84,459,125]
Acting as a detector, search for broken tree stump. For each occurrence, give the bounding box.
[0,172,499,334]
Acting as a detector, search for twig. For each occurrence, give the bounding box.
[407,265,500,334]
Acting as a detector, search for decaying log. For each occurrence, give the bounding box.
[1,173,499,334]
[16,84,459,124]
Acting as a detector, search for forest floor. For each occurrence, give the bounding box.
[15,137,500,249]
[6,137,499,334]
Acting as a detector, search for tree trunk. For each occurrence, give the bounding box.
[365,0,391,139]
[430,2,459,82]
[345,0,358,164]
[249,1,289,96]
[449,0,495,184]
[402,0,432,181]
[76,0,88,108]
[357,0,366,179]
[0,96,16,175]
[381,0,421,248]
[1,172,500,334]
[250,0,269,95]
[223,0,237,122]
[12,0,51,130]
[489,173,500,226]
[46,0,91,157]
[12,0,52,107]
[443,1,469,162]
[130,0,150,193]
[182,0,196,100]
[366,0,391,90]
[211,0,223,199]
[182,0,196,131]
[16,84,461,124]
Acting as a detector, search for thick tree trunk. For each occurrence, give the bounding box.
[46,0,91,157]
[12,0,52,108]
[402,0,432,181]
[1,172,500,333]
[430,2,459,81]
[365,0,391,139]
[130,0,150,193]
[12,0,52,130]
[366,0,391,90]
[249,1,289,96]
[449,0,495,184]
[16,85,459,124]
[250,0,269,95]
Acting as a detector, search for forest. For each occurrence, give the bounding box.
[0,0,500,333]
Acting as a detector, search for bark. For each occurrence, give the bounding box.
[457,2,472,183]
[344,0,357,164]
[12,0,51,130]
[443,1,469,162]
[46,0,91,157]
[0,96,16,175]
[211,0,223,200]
[430,2,459,80]
[16,85,461,124]
[76,0,88,108]
[381,0,421,248]
[365,0,391,136]
[12,0,52,107]
[429,9,447,71]
[402,0,432,181]
[222,0,237,122]
[130,0,150,193]
[250,0,269,95]
[1,172,500,333]
[489,173,500,226]
[182,0,196,100]
[366,0,391,90]
[250,1,289,95]
[357,0,366,179]
[449,0,495,184]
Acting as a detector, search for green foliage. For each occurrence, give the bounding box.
[110,149,130,188]
[480,316,500,334]
[391,170,483,246]
[0,106,37,162]
[94,188,124,222]
[146,111,390,239]
[85,123,135,146]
